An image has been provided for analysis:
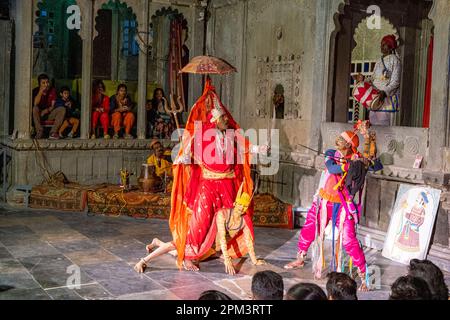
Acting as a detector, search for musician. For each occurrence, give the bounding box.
[357,34,402,126]
[146,139,172,178]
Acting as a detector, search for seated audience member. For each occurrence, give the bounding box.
[198,290,232,300]
[146,139,173,178]
[326,272,358,300]
[32,73,66,139]
[150,88,175,139]
[145,99,158,138]
[285,283,327,300]
[91,80,110,139]
[408,259,449,300]
[389,275,432,300]
[56,86,80,138]
[110,84,135,139]
[251,271,284,300]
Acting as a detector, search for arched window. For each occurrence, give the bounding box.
[330,0,434,127]
[349,17,398,122]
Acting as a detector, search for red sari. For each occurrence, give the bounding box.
[169,79,254,267]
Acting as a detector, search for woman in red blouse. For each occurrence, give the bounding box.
[91,80,110,139]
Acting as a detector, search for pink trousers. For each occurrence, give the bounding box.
[297,200,366,273]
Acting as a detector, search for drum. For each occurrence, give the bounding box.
[352,81,383,111]
[138,164,162,193]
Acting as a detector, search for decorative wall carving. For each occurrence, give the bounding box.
[321,122,429,170]
[405,136,420,155]
[255,54,303,119]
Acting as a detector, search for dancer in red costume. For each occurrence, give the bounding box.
[134,79,267,274]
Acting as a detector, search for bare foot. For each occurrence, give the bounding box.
[183,259,199,271]
[253,259,267,266]
[146,238,162,253]
[284,259,305,270]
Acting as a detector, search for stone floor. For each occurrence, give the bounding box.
[0,205,449,300]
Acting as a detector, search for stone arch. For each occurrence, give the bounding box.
[327,0,435,126]
[152,7,185,20]
[32,0,82,79]
[91,0,139,80]
[94,0,137,41]
[150,6,189,104]
[352,17,398,61]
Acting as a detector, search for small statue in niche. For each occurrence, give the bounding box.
[272,84,285,119]
[276,26,283,40]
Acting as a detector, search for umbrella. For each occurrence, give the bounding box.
[179,55,237,75]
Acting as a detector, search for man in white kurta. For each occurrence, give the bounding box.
[365,35,402,126]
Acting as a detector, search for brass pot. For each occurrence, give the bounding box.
[138,164,162,193]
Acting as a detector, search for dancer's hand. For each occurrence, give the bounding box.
[224,258,235,275]
[134,260,146,273]
[259,145,270,155]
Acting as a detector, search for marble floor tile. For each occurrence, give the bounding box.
[45,287,84,300]
[72,283,114,300]
[170,281,241,300]
[146,269,211,290]
[65,248,120,266]
[0,287,51,300]
[117,289,180,300]
[0,246,13,259]
[82,260,149,282]
[17,254,95,289]
[49,239,101,254]
[0,272,41,290]
[0,258,29,274]
[6,241,60,259]
[208,277,253,300]
[97,276,165,296]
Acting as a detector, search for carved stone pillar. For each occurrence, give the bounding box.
[136,0,149,139]
[77,0,95,139]
[428,1,450,171]
[13,0,34,139]
[309,0,338,152]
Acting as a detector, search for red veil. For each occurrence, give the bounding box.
[169,78,255,268]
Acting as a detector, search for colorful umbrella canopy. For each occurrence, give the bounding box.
[179,55,237,74]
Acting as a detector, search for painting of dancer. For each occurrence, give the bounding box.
[383,185,441,265]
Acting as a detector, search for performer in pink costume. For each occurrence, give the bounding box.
[284,130,383,291]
